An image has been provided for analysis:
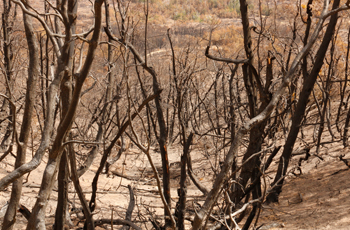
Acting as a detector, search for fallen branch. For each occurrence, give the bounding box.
[339,155,350,168]
[120,185,135,230]
[94,219,141,230]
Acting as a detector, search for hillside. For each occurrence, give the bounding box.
[1,0,350,229]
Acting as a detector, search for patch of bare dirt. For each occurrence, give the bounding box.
[259,140,350,230]
[1,131,350,229]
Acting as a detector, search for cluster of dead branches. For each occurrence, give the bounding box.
[1,0,350,229]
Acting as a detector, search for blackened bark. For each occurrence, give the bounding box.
[54,1,77,228]
[301,0,314,80]
[95,219,141,230]
[177,133,193,230]
[26,1,105,229]
[232,4,272,222]
[18,205,31,220]
[54,151,70,230]
[234,122,266,203]
[242,160,262,230]
[235,56,274,207]
[266,0,341,203]
[103,0,120,175]
[1,0,13,93]
[151,72,172,228]
[68,142,95,230]
[193,0,338,227]
[343,27,350,146]
[0,0,15,149]
[120,185,135,230]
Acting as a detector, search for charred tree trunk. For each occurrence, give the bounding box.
[266,0,341,203]
[103,0,120,175]
[25,1,105,229]
[177,133,193,230]
[193,1,342,228]
[54,1,77,229]
[232,4,271,229]
[343,27,350,146]
[0,0,15,149]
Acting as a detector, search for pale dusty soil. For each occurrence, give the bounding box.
[259,150,350,230]
[258,129,350,230]
[1,130,350,230]
[0,144,213,229]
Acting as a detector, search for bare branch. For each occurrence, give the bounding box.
[205,46,249,64]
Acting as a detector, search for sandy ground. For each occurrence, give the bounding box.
[1,131,350,229]
[259,150,350,230]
